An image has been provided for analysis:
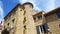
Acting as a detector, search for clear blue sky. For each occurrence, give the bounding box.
[0,0,60,23]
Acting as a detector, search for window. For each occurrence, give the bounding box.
[36,23,49,34]
[56,12,60,19]
[42,23,49,33]
[20,10,22,11]
[23,17,26,24]
[33,17,36,21]
[12,19,15,27]
[24,11,26,15]
[12,19,15,23]
[36,26,40,34]
[36,25,44,34]
[24,25,26,29]
[23,25,26,34]
[40,26,44,32]
[38,16,42,20]
[7,23,9,26]
[59,24,60,27]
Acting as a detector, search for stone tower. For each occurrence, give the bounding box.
[15,2,37,34]
[23,2,37,34]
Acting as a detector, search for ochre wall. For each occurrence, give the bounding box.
[46,14,60,34]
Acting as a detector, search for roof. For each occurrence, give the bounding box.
[33,7,60,17]
[23,2,33,8]
[44,7,60,17]
[4,2,60,19]
[33,11,45,17]
[4,2,34,19]
[4,4,22,19]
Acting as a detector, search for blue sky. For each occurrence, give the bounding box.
[0,0,60,23]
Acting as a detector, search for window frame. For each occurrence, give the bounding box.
[56,12,60,19]
[38,16,42,20]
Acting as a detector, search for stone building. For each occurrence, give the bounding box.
[33,8,60,34]
[1,2,60,34]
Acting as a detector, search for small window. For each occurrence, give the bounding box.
[7,23,9,26]
[24,25,26,29]
[23,25,26,34]
[36,26,40,34]
[24,11,26,15]
[59,24,60,27]
[36,25,44,34]
[20,10,22,11]
[40,26,44,32]
[42,23,49,33]
[12,19,15,27]
[56,12,60,19]
[34,18,36,20]
[33,17,36,21]
[36,23,49,33]
[12,19,15,23]
[38,16,42,20]
[23,17,26,24]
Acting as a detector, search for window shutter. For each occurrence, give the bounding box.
[36,26,40,34]
[43,23,49,33]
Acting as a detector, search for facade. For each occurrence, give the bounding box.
[1,2,60,34]
[33,8,60,34]
[44,8,60,34]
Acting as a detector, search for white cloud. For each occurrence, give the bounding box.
[18,0,42,11]
[0,1,4,23]
[45,0,55,12]
[55,0,60,8]
[17,0,58,12]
